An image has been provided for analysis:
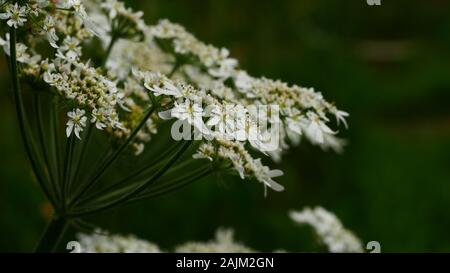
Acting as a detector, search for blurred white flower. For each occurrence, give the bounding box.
[77,230,161,253]
[175,228,254,253]
[290,207,364,253]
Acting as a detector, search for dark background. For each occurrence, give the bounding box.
[1,0,450,252]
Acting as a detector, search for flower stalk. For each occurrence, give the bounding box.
[35,216,69,253]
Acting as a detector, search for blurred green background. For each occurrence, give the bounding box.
[1,0,450,252]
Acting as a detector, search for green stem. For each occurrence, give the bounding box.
[35,216,69,253]
[8,27,57,208]
[34,95,59,202]
[68,140,193,217]
[69,124,93,197]
[68,106,156,207]
[62,136,75,210]
[129,166,213,203]
[52,97,63,187]
[169,60,183,78]
[78,140,184,204]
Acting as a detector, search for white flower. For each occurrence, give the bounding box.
[0,3,27,28]
[192,143,214,161]
[285,109,303,135]
[66,108,87,139]
[55,49,78,63]
[233,71,253,91]
[206,104,239,138]
[60,36,82,59]
[305,112,336,144]
[208,58,238,79]
[63,0,100,36]
[101,0,125,19]
[161,99,209,134]
[290,207,364,253]
[43,16,59,48]
[145,75,182,97]
[253,159,284,193]
[91,108,107,130]
[331,107,349,129]
[0,33,9,55]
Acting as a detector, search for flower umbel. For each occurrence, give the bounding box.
[1,0,351,253]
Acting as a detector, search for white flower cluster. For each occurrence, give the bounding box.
[0,1,98,34]
[150,19,238,80]
[77,230,161,253]
[41,49,126,138]
[75,207,363,253]
[100,0,145,34]
[132,70,285,191]
[148,20,349,158]
[174,228,254,253]
[2,0,349,191]
[290,207,364,253]
[76,228,252,253]
[193,139,284,192]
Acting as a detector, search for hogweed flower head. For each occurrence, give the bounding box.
[1,0,351,252]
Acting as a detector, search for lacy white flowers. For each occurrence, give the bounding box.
[75,207,363,253]
[76,230,161,253]
[1,0,349,196]
[2,0,357,254]
[290,207,363,253]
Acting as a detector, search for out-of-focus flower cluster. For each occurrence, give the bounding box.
[77,230,161,253]
[290,207,364,253]
[76,207,363,253]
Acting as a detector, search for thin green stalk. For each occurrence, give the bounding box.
[85,163,210,206]
[52,97,63,189]
[34,94,59,202]
[129,167,213,203]
[77,157,165,205]
[35,216,69,253]
[68,140,193,217]
[78,140,185,204]
[168,60,183,78]
[8,27,57,208]
[61,136,75,210]
[164,157,197,175]
[68,124,93,198]
[68,106,156,207]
